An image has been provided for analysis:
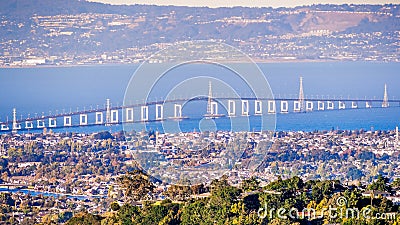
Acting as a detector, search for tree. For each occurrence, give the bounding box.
[0,193,14,206]
[0,158,8,174]
[158,209,180,225]
[65,212,102,225]
[181,199,210,225]
[117,204,140,225]
[180,176,242,225]
[190,183,207,195]
[100,215,118,225]
[209,176,242,224]
[117,170,156,202]
[392,178,400,189]
[242,193,261,212]
[241,177,260,192]
[310,180,335,203]
[136,204,174,225]
[110,202,120,211]
[59,211,73,223]
[165,185,192,201]
[367,175,391,192]
[93,131,114,140]
[265,176,304,193]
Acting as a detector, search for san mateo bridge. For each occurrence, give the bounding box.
[1,77,398,134]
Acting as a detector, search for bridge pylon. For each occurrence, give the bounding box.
[204,81,224,118]
[12,108,18,134]
[206,81,213,115]
[382,84,389,108]
[396,126,399,150]
[297,76,305,112]
[105,98,111,126]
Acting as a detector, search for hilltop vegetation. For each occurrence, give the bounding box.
[65,173,400,225]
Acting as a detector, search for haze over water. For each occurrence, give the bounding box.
[1,61,399,133]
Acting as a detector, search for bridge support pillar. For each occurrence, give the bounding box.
[254,100,262,115]
[49,118,57,128]
[241,100,249,116]
[174,104,182,118]
[351,101,358,109]
[125,108,134,122]
[211,102,218,115]
[293,101,301,112]
[317,101,324,110]
[110,110,118,123]
[141,106,148,122]
[0,124,9,131]
[338,101,346,110]
[37,120,45,128]
[268,100,276,114]
[366,101,372,108]
[327,101,334,110]
[228,100,236,116]
[280,101,288,113]
[155,105,163,120]
[306,101,313,111]
[95,112,103,124]
[64,116,72,126]
[79,114,88,126]
[25,121,33,129]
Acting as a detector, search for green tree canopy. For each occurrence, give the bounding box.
[117,169,156,202]
[367,175,392,192]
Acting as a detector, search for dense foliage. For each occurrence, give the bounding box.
[66,174,400,225]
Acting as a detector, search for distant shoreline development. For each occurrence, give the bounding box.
[0,2,398,67]
[0,58,366,68]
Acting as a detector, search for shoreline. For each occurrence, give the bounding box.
[0,187,105,199]
[0,125,398,134]
[0,59,396,69]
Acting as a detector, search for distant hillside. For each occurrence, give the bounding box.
[2,0,190,18]
[0,0,399,64]
[2,0,398,33]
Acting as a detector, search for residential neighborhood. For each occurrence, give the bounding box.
[0,128,399,223]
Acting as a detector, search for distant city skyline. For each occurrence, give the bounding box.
[88,0,397,8]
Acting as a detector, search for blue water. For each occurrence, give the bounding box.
[0,62,399,132]
[0,188,88,200]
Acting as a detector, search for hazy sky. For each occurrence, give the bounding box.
[89,0,397,8]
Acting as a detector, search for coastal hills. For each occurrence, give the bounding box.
[0,0,398,65]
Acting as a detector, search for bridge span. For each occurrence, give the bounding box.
[1,78,397,133]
